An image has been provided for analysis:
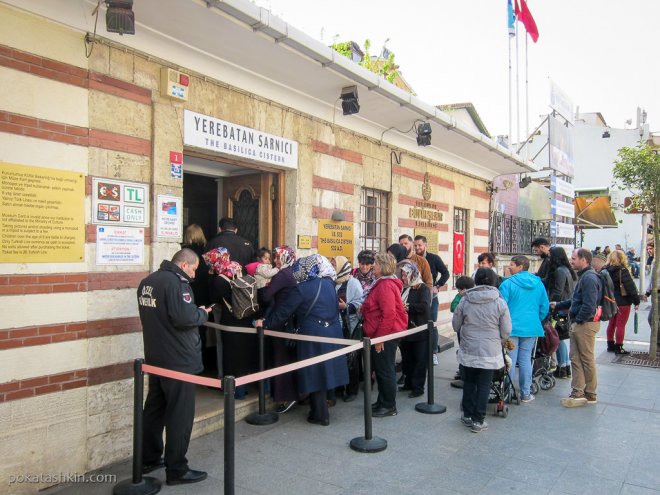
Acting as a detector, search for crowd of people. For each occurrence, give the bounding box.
[137,220,654,483]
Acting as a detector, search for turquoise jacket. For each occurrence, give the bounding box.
[499,271,549,338]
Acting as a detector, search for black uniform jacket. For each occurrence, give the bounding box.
[137,260,208,373]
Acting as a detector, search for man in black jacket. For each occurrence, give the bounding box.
[138,248,212,485]
[531,237,551,287]
[414,235,450,363]
[553,248,602,408]
[205,217,254,268]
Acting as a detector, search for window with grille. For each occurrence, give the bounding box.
[360,188,389,254]
[453,207,469,285]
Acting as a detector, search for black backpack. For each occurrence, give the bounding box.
[597,270,618,321]
[219,274,259,319]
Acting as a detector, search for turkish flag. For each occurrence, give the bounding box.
[453,232,465,274]
[515,0,539,43]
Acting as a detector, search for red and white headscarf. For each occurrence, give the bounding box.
[203,247,242,278]
[273,245,296,268]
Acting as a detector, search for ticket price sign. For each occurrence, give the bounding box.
[317,220,354,261]
[92,177,149,227]
[0,162,84,263]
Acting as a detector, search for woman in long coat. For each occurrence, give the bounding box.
[261,245,299,412]
[257,254,348,425]
[546,247,576,378]
[397,260,431,398]
[204,247,258,399]
[605,249,640,354]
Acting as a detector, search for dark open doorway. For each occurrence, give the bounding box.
[183,172,218,243]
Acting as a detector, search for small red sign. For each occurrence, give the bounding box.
[179,74,190,87]
[453,232,465,274]
[169,151,183,164]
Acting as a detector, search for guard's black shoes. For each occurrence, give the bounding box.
[142,459,165,474]
[372,407,397,417]
[166,469,208,485]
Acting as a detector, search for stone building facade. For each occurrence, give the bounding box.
[0,1,535,492]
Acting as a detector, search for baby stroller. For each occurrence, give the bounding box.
[530,337,556,394]
[489,344,519,418]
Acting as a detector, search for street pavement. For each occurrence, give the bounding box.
[47,303,660,495]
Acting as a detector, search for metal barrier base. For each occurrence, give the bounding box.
[113,477,161,495]
[415,402,447,414]
[349,436,387,453]
[245,411,279,425]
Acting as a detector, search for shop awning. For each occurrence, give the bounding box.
[573,192,618,229]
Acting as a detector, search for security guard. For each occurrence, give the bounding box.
[137,248,211,485]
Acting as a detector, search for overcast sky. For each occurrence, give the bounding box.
[252,0,659,139]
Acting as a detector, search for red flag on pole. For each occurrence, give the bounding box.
[514,0,539,43]
[453,232,465,274]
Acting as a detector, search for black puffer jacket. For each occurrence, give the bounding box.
[137,260,208,373]
[605,264,640,307]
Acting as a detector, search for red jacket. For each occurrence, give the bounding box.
[361,277,408,338]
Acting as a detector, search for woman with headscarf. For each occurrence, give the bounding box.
[260,245,299,413]
[396,260,432,398]
[204,247,258,400]
[333,256,364,402]
[256,254,348,426]
[360,253,409,417]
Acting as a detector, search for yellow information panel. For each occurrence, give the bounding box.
[414,228,439,255]
[317,220,354,261]
[1,162,85,263]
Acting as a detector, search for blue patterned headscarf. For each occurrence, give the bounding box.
[292,254,336,283]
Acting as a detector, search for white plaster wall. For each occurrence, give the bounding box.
[0,293,88,329]
[0,68,88,127]
[0,340,87,382]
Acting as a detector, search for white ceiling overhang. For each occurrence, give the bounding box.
[6,0,539,180]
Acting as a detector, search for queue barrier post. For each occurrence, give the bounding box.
[224,376,236,495]
[245,326,278,425]
[350,337,387,453]
[113,359,162,495]
[415,321,447,415]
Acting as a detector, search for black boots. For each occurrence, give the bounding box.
[614,343,630,355]
[607,340,615,352]
[553,366,571,379]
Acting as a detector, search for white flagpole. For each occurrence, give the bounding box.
[525,26,529,161]
[508,30,513,147]
[515,21,520,148]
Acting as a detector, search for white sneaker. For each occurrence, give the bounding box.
[432,354,439,366]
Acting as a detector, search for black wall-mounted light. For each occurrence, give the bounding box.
[340,86,360,115]
[518,176,532,189]
[416,122,432,146]
[105,0,135,35]
[602,130,611,138]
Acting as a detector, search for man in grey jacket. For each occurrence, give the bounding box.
[553,248,602,408]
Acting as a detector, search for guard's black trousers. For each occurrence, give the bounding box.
[143,374,196,477]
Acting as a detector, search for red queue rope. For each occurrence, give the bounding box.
[143,317,453,389]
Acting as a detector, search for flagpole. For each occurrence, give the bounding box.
[515,22,520,148]
[508,30,513,147]
[525,24,529,161]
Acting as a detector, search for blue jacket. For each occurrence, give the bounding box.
[499,271,549,337]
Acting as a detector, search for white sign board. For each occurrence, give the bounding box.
[92,178,149,227]
[96,226,145,265]
[551,198,575,218]
[550,175,575,198]
[549,79,574,124]
[184,110,299,170]
[551,221,575,238]
[156,195,182,238]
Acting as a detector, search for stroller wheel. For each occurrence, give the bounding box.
[540,375,553,390]
[531,381,540,395]
[501,406,509,418]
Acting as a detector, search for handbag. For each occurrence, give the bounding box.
[287,281,323,347]
[619,268,627,297]
[554,314,571,340]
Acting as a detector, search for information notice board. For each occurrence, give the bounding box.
[317,220,354,261]
[0,162,85,263]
